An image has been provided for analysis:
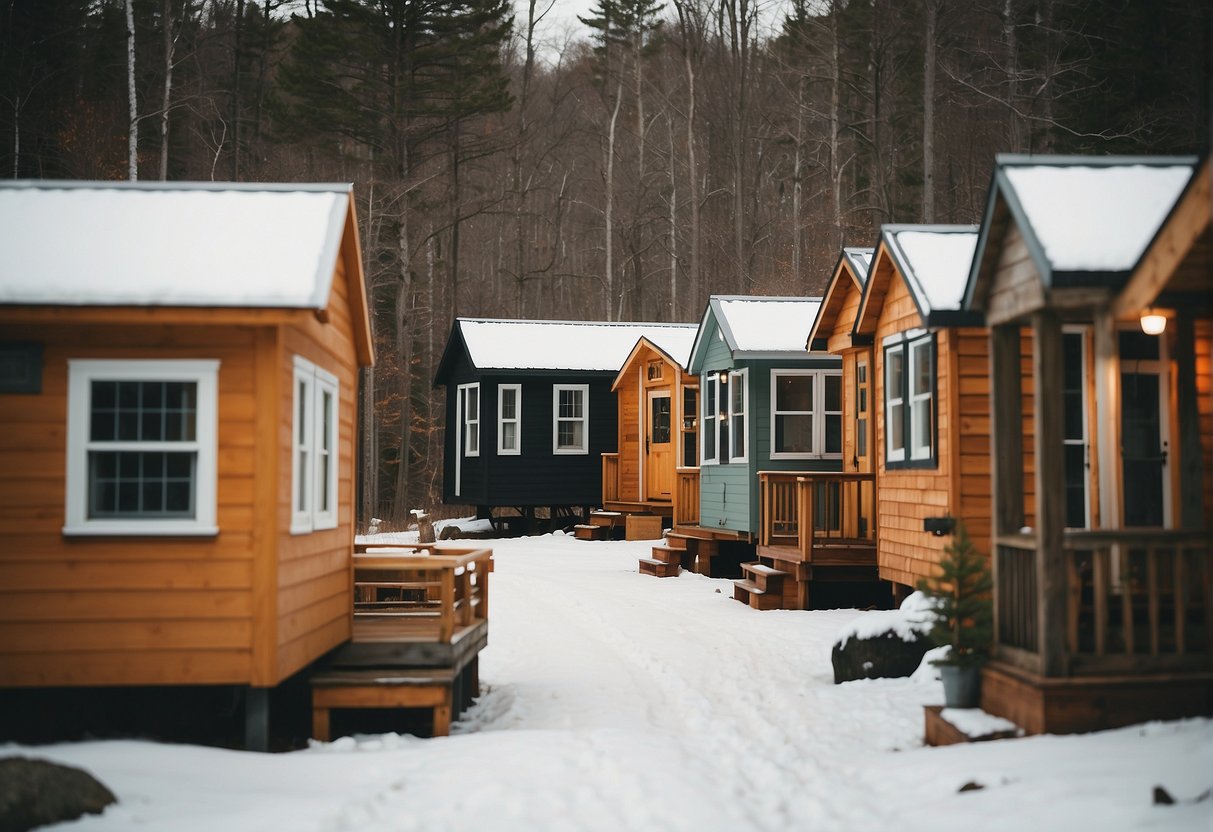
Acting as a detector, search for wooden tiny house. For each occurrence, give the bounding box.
[434,319,696,529]
[603,330,700,524]
[0,182,373,705]
[963,154,1211,734]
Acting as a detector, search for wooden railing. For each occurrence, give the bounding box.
[758,472,875,560]
[995,530,1211,675]
[601,453,620,503]
[352,546,492,644]
[675,467,699,525]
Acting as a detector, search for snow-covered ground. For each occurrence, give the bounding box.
[7,533,1211,831]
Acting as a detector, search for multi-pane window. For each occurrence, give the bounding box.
[498,384,521,455]
[682,386,699,467]
[1062,330,1089,529]
[855,357,870,464]
[728,369,747,462]
[292,357,338,533]
[884,333,936,468]
[65,359,218,536]
[458,383,480,457]
[770,370,843,459]
[553,384,589,454]
[702,376,718,464]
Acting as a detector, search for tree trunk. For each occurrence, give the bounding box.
[667,114,677,320]
[392,199,413,522]
[829,3,842,248]
[605,82,623,320]
[158,0,173,181]
[922,0,937,222]
[126,0,138,180]
[1003,0,1022,152]
[231,0,244,179]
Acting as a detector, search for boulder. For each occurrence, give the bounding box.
[831,630,934,683]
[0,757,116,832]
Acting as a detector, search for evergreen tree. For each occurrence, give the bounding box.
[918,522,994,667]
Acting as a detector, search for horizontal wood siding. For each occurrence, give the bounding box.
[1196,319,1213,521]
[616,362,642,502]
[276,300,359,683]
[826,278,863,354]
[699,463,753,532]
[0,323,258,687]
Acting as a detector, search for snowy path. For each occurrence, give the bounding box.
[9,533,1212,832]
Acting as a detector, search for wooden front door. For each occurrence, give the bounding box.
[1119,329,1171,527]
[645,389,673,500]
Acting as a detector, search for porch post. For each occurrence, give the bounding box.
[1092,309,1121,530]
[1032,310,1067,677]
[989,324,1024,653]
[1173,313,1205,530]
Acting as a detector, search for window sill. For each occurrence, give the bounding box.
[62,523,219,538]
[553,448,589,456]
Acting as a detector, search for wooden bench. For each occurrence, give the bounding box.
[311,667,458,740]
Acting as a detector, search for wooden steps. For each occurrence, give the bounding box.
[732,579,781,610]
[731,561,798,610]
[573,524,609,541]
[638,557,679,578]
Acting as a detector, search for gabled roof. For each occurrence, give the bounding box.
[611,330,699,391]
[854,225,980,334]
[434,318,698,383]
[687,296,822,371]
[0,180,354,309]
[964,155,1197,311]
[806,247,874,349]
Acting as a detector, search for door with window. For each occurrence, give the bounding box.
[646,390,673,499]
[1119,329,1170,527]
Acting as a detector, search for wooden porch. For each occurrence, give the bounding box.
[738,472,878,609]
[311,545,492,740]
[600,454,701,527]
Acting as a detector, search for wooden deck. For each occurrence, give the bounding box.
[311,545,493,739]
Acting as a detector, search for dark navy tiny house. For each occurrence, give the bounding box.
[434,318,697,531]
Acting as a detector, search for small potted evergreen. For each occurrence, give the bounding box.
[918,521,993,708]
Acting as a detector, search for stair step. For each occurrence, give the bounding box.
[650,545,682,565]
[589,511,626,528]
[662,533,693,550]
[573,524,609,541]
[742,562,789,577]
[732,579,782,610]
[638,558,679,578]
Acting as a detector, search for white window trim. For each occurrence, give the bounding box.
[497,383,522,455]
[552,383,589,455]
[727,368,748,463]
[885,342,906,463]
[908,338,933,461]
[292,357,340,534]
[458,383,480,458]
[701,374,719,466]
[769,369,845,460]
[64,359,219,537]
[1063,326,1091,529]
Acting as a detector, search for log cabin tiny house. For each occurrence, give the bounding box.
[434,318,696,529]
[603,329,700,524]
[962,154,1211,733]
[845,225,1001,599]
[0,181,373,739]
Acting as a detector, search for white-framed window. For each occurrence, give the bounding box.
[553,384,589,454]
[727,368,748,462]
[497,383,521,455]
[292,356,339,534]
[458,383,480,457]
[770,369,843,459]
[701,374,719,465]
[64,359,219,536]
[884,331,935,468]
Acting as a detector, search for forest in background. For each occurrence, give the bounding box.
[2,0,1210,525]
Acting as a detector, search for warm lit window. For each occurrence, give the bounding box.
[293,357,339,534]
[64,359,218,536]
[884,332,935,468]
[770,370,842,459]
[553,384,589,454]
[498,383,521,455]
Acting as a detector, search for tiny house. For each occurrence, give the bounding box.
[0,182,373,711]
[843,224,1002,597]
[685,296,842,538]
[963,154,1211,733]
[434,318,695,527]
[603,328,700,524]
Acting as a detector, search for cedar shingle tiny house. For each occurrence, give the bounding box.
[434,319,695,528]
[603,328,700,524]
[844,225,997,596]
[0,183,373,710]
[963,155,1211,733]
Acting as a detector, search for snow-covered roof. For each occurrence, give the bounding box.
[450,319,699,373]
[882,226,978,313]
[1001,162,1194,272]
[841,247,875,285]
[637,327,700,369]
[0,180,352,308]
[714,297,822,355]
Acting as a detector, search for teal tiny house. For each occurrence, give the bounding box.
[686,297,843,536]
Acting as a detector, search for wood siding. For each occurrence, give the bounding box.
[611,342,694,503]
[1195,319,1213,521]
